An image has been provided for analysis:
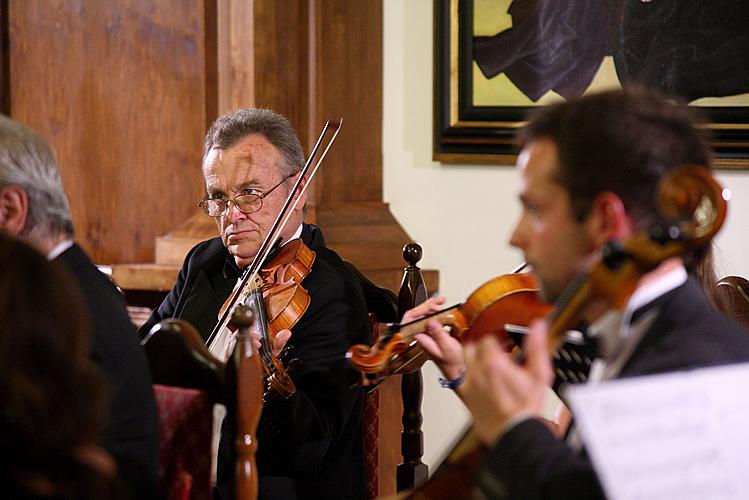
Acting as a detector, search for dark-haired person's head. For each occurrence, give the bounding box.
[0,232,113,498]
[510,87,713,301]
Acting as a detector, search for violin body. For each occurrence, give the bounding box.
[459,272,551,344]
[252,239,316,398]
[259,239,315,339]
[209,238,316,398]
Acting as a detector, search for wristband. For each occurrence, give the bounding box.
[438,370,465,390]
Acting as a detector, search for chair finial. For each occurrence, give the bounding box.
[403,242,422,266]
[229,304,255,329]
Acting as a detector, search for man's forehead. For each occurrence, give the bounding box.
[203,135,282,176]
[518,139,559,173]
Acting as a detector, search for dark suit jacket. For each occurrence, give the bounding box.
[57,243,159,500]
[476,277,749,500]
[139,224,369,500]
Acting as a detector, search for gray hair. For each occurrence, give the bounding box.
[0,115,73,238]
[203,108,305,179]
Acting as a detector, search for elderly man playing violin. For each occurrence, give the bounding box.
[139,108,369,500]
[408,88,749,499]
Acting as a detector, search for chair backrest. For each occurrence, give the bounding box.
[153,384,213,500]
[344,261,399,499]
[345,242,430,498]
[142,309,263,500]
[716,275,749,331]
[394,243,429,492]
[143,320,223,500]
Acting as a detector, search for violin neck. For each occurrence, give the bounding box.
[396,307,465,341]
[546,274,594,350]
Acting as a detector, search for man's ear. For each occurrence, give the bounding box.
[0,186,29,236]
[585,191,632,247]
[292,174,308,213]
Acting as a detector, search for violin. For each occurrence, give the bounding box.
[217,238,316,397]
[407,165,729,498]
[206,119,343,398]
[346,270,552,386]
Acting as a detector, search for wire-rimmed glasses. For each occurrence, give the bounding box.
[198,173,294,217]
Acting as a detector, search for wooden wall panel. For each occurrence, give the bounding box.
[313,0,382,205]
[216,0,254,114]
[8,0,212,264]
[253,0,310,144]
[1,0,8,114]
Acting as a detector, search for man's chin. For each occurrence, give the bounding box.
[226,243,260,269]
[532,274,558,304]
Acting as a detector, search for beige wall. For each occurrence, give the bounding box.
[382,0,749,468]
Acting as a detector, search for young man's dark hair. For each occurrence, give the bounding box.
[519,87,713,232]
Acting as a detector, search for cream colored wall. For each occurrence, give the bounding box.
[382,0,749,470]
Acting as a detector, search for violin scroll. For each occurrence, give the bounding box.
[656,165,728,248]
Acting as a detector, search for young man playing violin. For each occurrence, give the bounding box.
[409,88,749,499]
[139,108,370,500]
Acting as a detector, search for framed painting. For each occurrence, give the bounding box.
[434,0,749,168]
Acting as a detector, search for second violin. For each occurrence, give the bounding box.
[346,271,552,385]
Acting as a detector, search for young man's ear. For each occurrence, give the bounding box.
[0,185,29,236]
[585,191,632,247]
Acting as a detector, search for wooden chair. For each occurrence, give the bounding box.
[142,306,263,500]
[344,260,399,499]
[345,242,431,498]
[395,243,430,492]
[715,275,749,331]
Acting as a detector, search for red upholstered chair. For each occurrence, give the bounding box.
[350,243,432,498]
[344,261,402,499]
[153,384,213,500]
[143,310,263,500]
[143,320,224,500]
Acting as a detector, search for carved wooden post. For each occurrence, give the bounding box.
[230,305,264,500]
[396,243,429,491]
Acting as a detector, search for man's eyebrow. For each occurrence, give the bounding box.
[235,180,262,192]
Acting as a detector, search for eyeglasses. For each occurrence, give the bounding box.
[198,174,294,217]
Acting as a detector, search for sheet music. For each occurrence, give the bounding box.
[567,363,749,500]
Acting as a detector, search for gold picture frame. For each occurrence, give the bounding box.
[434,0,749,168]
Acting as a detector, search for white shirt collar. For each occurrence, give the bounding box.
[285,224,303,244]
[586,264,688,379]
[588,264,687,341]
[46,239,74,260]
[623,264,687,322]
